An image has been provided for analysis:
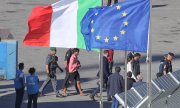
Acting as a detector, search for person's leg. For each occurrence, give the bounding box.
[111,97,115,108]
[15,89,20,108]
[62,72,69,89]
[107,0,112,6]
[39,76,51,94]
[114,97,119,108]
[32,93,38,108]
[109,62,113,73]
[89,85,100,101]
[75,71,85,96]
[27,94,32,108]
[51,76,59,96]
[19,88,24,108]
[62,72,70,96]
[75,81,79,93]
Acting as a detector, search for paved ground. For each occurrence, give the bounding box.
[0,0,180,108]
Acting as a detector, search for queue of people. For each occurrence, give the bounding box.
[14,47,175,108]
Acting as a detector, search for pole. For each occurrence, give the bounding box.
[99,1,104,108]
[124,51,128,108]
[99,49,103,108]
[147,0,152,107]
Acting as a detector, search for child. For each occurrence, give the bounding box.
[26,67,39,108]
[14,63,25,108]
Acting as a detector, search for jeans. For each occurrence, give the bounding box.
[111,97,119,108]
[27,93,38,108]
[39,75,59,95]
[15,88,24,108]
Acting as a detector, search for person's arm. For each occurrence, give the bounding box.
[57,63,64,72]
[45,55,51,74]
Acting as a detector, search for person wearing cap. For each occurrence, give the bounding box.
[39,47,62,97]
[158,52,174,77]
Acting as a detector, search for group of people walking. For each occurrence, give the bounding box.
[14,46,175,108]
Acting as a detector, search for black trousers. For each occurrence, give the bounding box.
[109,62,113,74]
[27,93,38,108]
[15,88,24,108]
[62,72,79,93]
[107,0,118,6]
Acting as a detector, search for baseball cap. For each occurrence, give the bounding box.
[50,47,56,51]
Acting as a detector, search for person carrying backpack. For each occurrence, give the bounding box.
[26,67,39,108]
[14,63,25,108]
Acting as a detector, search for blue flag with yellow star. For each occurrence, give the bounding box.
[81,0,150,52]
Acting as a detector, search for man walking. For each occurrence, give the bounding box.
[89,50,111,101]
[39,47,62,97]
[62,48,79,94]
[107,67,124,108]
[62,48,85,96]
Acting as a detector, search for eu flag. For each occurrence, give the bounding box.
[81,0,150,52]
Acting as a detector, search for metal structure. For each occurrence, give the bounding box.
[115,70,180,108]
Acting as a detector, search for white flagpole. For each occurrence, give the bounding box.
[147,0,152,107]
[124,51,128,108]
[99,1,103,108]
[99,49,103,108]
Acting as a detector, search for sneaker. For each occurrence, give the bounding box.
[56,94,63,98]
[89,95,96,101]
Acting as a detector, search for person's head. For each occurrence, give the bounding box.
[134,53,141,61]
[166,52,174,61]
[29,67,36,75]
[73,48,80,56]
[127,71,132,78]
[136,74,143,81]
[104,50,109,57]
[115,66,121,73]
[50,47,57,55]
[18,63,24,70]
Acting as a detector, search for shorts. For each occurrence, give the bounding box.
[69,71,80,82]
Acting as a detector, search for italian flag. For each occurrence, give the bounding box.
[23,0,101,49]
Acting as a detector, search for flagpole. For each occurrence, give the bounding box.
[99,1,104,108]
[99,49,103,108]
[124,51,128,108]
[147,0,152,107]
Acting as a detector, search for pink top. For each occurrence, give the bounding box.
[68,54,79,73]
